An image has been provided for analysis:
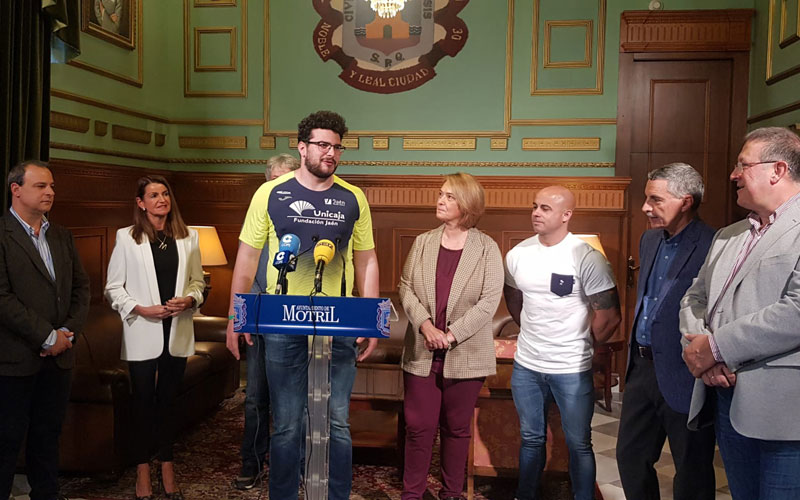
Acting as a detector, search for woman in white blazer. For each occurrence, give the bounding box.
[104,175,204,500]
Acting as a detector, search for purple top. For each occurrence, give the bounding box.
[434,245,463,359]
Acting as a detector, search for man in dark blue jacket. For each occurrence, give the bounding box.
[616,163,717,500]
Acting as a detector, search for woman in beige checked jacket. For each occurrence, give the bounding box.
[398,172,504,500]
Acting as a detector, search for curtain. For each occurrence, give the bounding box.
[1,0,78,209]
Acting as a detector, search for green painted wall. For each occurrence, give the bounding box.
[747,0,800,130]
[50,0,760,176]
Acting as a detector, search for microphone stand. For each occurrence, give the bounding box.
[313,260,325,294]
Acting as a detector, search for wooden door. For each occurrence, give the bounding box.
[625,56,736,267]
[614,10,753,384]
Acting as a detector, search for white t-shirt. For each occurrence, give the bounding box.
[505,233,616,374]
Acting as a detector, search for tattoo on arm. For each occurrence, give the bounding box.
[588,288,620,311]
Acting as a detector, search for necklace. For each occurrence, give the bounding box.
[155,233,168,251]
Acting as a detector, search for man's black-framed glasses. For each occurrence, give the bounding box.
[306,141,346,152]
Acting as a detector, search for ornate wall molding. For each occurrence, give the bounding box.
[490,138,508,150]
[178,136,247,149]
[508,118,616,126]
[372,137,389,150]
[339,160,614,168]
[50,141,615,168]
[112,124,152,144]
[619,9,753,53]
[259,136,276,149]
[779,0,800,48]
[94,120,108,136]
[194,27,237,71]
[767,0,800,85]
[522,137,600,151]
[194,0,237,6]
[50,111,90,133]
[747,97,800,124]
[402,138,477,150]
[342,137,360,150]
[51,89,264,126]
[543,20,592,68]
[532,0,605,95]
[183,0,248,97]
[50,143,164,163]
[345,175,629,211]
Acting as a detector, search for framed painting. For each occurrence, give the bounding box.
[82,0,136,50]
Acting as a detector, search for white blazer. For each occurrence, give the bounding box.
[104,226,205,361]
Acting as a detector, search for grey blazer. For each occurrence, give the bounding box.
[399,226,504,379]
[680,200,800,439]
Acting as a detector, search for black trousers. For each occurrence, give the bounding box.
[616,351,717,500]
[128,345,187,465]
[0,357,72,500]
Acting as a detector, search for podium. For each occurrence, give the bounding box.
[233,293,391,500]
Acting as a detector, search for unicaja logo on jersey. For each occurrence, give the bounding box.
[289,200,315,216]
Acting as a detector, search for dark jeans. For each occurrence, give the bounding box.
[128,349,187,464]
[401,357,485,500]
[616,353,716,500]
[715,387,800,499]
[0,358,72,500]
[240,335,270,476]
[265,334,358,500]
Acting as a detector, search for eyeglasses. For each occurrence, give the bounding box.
[732,160,777,172]
[305,141,346,153]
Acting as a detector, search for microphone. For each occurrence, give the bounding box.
[313,239,335,294]
[273,234,301,295]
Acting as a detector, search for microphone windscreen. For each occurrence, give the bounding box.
[278,233,301,255]
[313,239,335,265]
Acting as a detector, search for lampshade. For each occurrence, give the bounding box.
[575,234,606,258]
[189,226,228,266]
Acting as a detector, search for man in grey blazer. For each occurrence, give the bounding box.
[681,127,800,499]
[0,160,90,500]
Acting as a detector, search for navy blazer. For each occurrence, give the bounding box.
[627,218,715,414]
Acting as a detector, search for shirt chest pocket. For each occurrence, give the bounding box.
[550,273,574,297]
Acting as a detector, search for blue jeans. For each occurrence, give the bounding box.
[240,335,270,477]
[715,387,800,500]
[265,334,358,500]
[511,362,596,500]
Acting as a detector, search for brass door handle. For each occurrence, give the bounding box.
[627,256,639,288]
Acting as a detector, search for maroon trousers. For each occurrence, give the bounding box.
[402,357,485,500]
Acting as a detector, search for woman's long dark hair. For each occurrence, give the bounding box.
[130,175,190,244]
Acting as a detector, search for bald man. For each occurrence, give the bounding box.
[504,186,621,500]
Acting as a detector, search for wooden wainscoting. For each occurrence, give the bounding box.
[48,159,632,376]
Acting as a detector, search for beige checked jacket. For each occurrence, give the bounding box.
[399,225,504,379]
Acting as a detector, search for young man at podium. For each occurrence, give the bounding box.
[225,110,379,500]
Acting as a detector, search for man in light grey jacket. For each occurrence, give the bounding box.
[680,126,800,500]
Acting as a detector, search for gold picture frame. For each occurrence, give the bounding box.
[82,0,136,50]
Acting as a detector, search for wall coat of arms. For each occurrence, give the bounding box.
[312,0,470,94]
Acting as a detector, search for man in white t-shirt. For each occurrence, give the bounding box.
[504,185,621,500]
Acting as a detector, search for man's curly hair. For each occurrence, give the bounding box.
[297,111,348,143]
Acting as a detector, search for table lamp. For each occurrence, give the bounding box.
[189,225,227,303]
[575,234,606,258]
